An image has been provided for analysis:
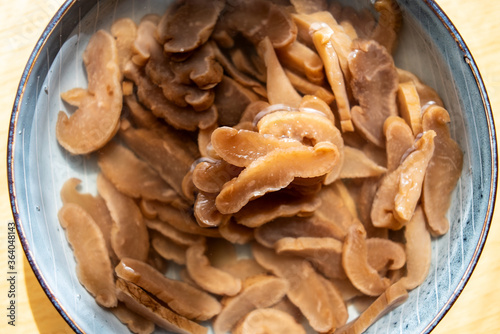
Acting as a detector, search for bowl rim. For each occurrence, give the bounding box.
[6,0,498,333]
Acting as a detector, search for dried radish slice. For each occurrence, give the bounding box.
[384,116,414,172]
[194,191,229,227]
[257,110,344,183]
[397,81,422,135]
[151,232,187,265]
[255,215,345,248]
[285,69,335,105]
[342,225,390,296]
[366,238,406,271]
[216,141,339,214]
[152,201,221,238]
[348,39,399,147]
[119,121,193,198]
[115,278,207,334]
[211,126,304,168]
[157,0,225,53]
[276,39,325,85]
[311,25,352,132]
[336,281,408,334]
[233,308,306,334]
[233,191,321,228]
[186,239,242,296]
[371,131,436,230]
[116,258,221,321]
[111,303,155,334]
[370,0,402,54]
[213,275,289,334]
[422,105,463,236]
[98,142,177,203]
[259,37,302,107]
[192,158,243,194]
[252,244,337,332]
[145,218,203,246]
[111,18,137,73]
[60,178,115,261]
[401,206,431,290]
[56,30,122,154]
[340,146,387,179]
[110,302,155,334]
[275,237,345,279]
[97,174,149,262]
[58,203,117,308]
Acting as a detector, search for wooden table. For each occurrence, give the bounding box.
[0,0,499,333]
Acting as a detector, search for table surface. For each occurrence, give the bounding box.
[1,0,499,333]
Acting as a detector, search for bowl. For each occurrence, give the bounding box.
[7,0,497,333]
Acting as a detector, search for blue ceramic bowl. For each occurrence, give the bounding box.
[8,0,497,333]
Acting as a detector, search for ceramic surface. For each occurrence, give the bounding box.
[8,0,497,333]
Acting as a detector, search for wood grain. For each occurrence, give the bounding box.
[0,0,498,333]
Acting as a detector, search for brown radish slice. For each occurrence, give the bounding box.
[119,120,193,198]
[116,258,221,321]
[212,275,289,334]
[276,39,325,85]
[311,25,352,132]
[252,244,337,332]
[186,239,242,296]
[157,0,224,53]
[233,191,321,228]
[255,215,345,248]
[299,94,335,122]
[397,81,423,135]
[152,201,221,238]
[401,206,432,290]
[111,303,155,334]
[422,105,463,236]
[216,141,339,214]
[151,232,187,265]
[211,127,304,168]
[58,203,117,308]
[371,131,436,230]
[317,274,349,328]
[275,237,345,279]
[384,116,415,172]
[215,76,259,127]
[293,11,352,79]
[218,259,267,281]
[371,0,402,54]
[397,68,444,107]
[285,69,335,105]
[233,308,306,334]
[60,178,115,261]
[115,278,207,334]
[98,142,177,203]
[257,110,344,183]
[56,30,122,154]
[97,174,149,262]
[192,158,243,194]
[259,37,302,108]
[348,39,399,147]
[340,146,387,179]
[218,219,255,245]
[394,131,436,222]
[111,18,137,73]
[366,238,406,271]
[342,225,390,296]
[336,281,408,334]
[194,191,229,227]
[145,218,202,246]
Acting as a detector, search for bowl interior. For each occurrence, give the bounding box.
[9,0,496,333]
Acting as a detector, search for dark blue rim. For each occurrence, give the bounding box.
[6,1,497,334]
